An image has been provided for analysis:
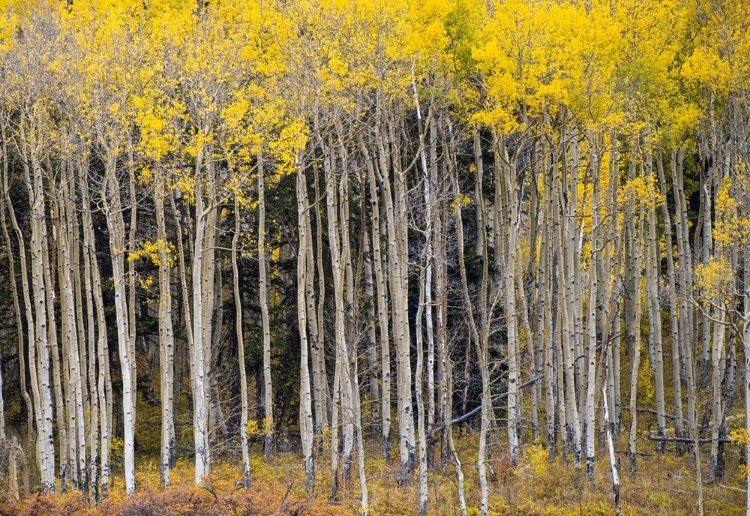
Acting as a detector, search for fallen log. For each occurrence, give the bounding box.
[647,435,733,444]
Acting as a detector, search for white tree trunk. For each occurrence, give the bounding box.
[296,159,315,491]
[258,157,274,462]
[102,155,136,496]
[155,176,175,487]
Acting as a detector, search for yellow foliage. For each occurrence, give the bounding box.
[516,440,549,479]
[128,239,176,268]
[245,419,262,438]
[714,176,750,252]
[695,256,734,301]
[730,428,750,446]
[450,193,473,214]
[618,174,662,211]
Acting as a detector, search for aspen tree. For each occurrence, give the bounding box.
[601,357,621,515]
[743,251,750,515]
[320,134,354,495]
[415,260,429,516]
[102,153,137,496]
[413,84,430,515]
[454,142,492,516]
[555,138,582,466]
[656,150,684,441]
[295,156,315,490]
[645,150,667,451]
[0,131,33,492]
[584,131,601,480]
[53,163,86,493]
[258,154,274,462]
[77,157,111,499]
[190,145,211,483]
[231,193,251,488]
[308,162,327,436]
[336,132,357,483]
[500,134,522,465]
[41,177,67,491]
[671,149,693,382]
[426,117,439,466]
[18,120,56,494]
[361,137,392,461]
[0,163,19,500]
[154,174,176,487]
[625,158,645,478]
[362,235,379,422]
[376,119,415,480]
[541,147,558,459]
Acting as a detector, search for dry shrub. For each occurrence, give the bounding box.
[2,437,747,516]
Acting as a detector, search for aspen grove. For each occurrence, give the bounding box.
[0,0,749,514]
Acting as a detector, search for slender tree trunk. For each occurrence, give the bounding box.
[379,120,415,479]
[555,151,581,466]
[190,146,210,484]
[20,129,55,493]
[709,303,726,482]
[628,210,644,478]
[415,261,429,516]
[155,175,175,487]
[296,158,315,491]
[102,153,136,495]
[585,132,601,480]
[0,140,33,493]
[313,164,329,433]
[743,252,750,515]
[361,137,391,462]
[446,359,467,516]
[232,193,251,488]
[645,151,667,452]
[258,156,274,462]
[79,159,110,499]
[602,364,620,515]
[308,165,326,437]
[454,165,490,516]
[657,150,684,443]
[321,136,354,495]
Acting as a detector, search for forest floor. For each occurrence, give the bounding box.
[1,431,745,515]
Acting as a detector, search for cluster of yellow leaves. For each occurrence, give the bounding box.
[128,239,176,268]
[244,417,274,439]
[515,440,549,479]
[617,174,663,211]
[695,256,734,301]
[450,193,473,214]
[714,176,750,251]
[730,428,750,446]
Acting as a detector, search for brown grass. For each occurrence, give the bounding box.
[1,433,745,515]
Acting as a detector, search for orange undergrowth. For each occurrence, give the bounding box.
[2,433,747,515]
